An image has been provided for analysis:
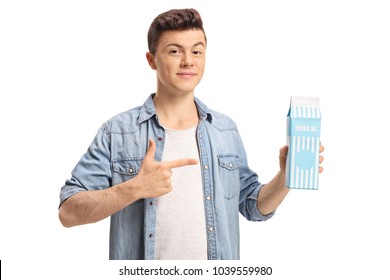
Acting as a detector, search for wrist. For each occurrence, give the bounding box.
[115,179,140,205]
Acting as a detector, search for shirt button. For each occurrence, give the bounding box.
[208,227,214,232]
[129,168,134,173]
[157,137,163,141]
[204,165,209,170]
[149,234,153,238]
[206,196,211,201]
[199,134,202,138]
[149,201,153,206]
[229,163,234,168]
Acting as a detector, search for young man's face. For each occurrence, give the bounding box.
[146,29,206,96]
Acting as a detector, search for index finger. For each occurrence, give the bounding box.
[163,158,198,169]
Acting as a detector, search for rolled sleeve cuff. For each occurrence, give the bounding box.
[59,180,87,208]
[246,184,275,221]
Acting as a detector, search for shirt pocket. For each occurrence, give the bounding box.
[112,158,143,181]
[217,154,241,199]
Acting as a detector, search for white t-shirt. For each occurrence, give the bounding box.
[155,125,207,260]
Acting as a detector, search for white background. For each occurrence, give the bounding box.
[1,0,389,279]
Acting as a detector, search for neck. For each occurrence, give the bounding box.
[153,92,199,130]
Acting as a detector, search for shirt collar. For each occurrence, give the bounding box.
[138,93,213,124]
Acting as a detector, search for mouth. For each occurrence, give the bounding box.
[177,72,196,78]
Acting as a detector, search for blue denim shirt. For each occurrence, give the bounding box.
[60,94,274,260]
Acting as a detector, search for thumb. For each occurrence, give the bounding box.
[144,139,156,162]
[280,145,288,158]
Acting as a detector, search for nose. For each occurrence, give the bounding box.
[180,52,194,67]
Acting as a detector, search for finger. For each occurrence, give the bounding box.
[144,139,156,162]
[320,145,325,153]
[280,145,288,157]
[164,158,198,169]
[319,155,324,164]
[319,166,324,173]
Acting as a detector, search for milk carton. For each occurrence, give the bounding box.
[286,96,321,190]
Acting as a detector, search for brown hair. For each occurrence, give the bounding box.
[147,8,206,55]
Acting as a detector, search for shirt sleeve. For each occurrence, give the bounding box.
[236,133,275,222]
[59,125,112,207]
[241,183,275,221]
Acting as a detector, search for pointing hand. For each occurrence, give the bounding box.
[132,139,198,199]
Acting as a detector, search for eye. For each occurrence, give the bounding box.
[169,49,181,55]
[192,49,205,57]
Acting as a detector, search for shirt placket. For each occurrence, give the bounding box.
[197,121,218,260]
[144,119,166,260]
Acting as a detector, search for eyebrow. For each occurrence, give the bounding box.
[165,42,206,49]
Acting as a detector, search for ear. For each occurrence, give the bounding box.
[146,52,157,70]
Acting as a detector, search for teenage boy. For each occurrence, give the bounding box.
[59,8,324,260]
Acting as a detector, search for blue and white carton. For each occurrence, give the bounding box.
[286,96,321,190]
